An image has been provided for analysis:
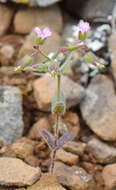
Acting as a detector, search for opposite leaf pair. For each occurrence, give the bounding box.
[39,128,76,150]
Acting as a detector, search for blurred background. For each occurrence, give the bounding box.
[0,0,116,190]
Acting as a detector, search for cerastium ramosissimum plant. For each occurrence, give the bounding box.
[15,20,92,173]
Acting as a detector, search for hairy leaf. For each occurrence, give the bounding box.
[39,129,55,149]
[57,132,76,149]
[37,64,48,72]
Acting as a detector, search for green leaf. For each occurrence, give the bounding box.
[22,55,33,68]
[62,62,71,74]
[83,52,94,63]
[37,64,48,72]
[68,45,78,51]
[52,92,66,115]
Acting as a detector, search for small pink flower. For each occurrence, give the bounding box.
[76,20,90,34]
[34,27,52,40]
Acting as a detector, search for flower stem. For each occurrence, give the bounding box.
[57,73,61,100]
[60,51,73,71]
[38,48,51,62]
[50,148,57,174]
[50,73,61,174]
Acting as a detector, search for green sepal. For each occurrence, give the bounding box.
[52,92,66,115]
[34,37,45,45]
[78,32,87,41]
[50,72,57,78]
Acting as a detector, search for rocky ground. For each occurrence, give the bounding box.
[0,0,116,190]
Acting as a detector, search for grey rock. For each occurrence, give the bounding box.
[87,39,104,52]
[86,137,116,164]
[63,0,115,22]
[36,0,62,7]
[71,50,107,84]
[109,32,116,81]
[80,0,115,22]
[0,86,24,144]
[86,24,111,52]
[10,0,61,6]
[54,161,95,190]
[80,74,89,86]
[80,75,116,141]
[97,24,111,35]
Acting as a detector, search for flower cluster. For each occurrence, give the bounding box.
[15,20,91,74]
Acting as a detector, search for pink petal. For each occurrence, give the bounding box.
[43,27,52,38]
[34,27,42,36]
[78,20,90,33]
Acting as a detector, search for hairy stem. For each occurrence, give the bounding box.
[50,148,57,174]
[57,74,61,100]
[50,74,61,174]
[55,74,61,139]
[38,48,51,62]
